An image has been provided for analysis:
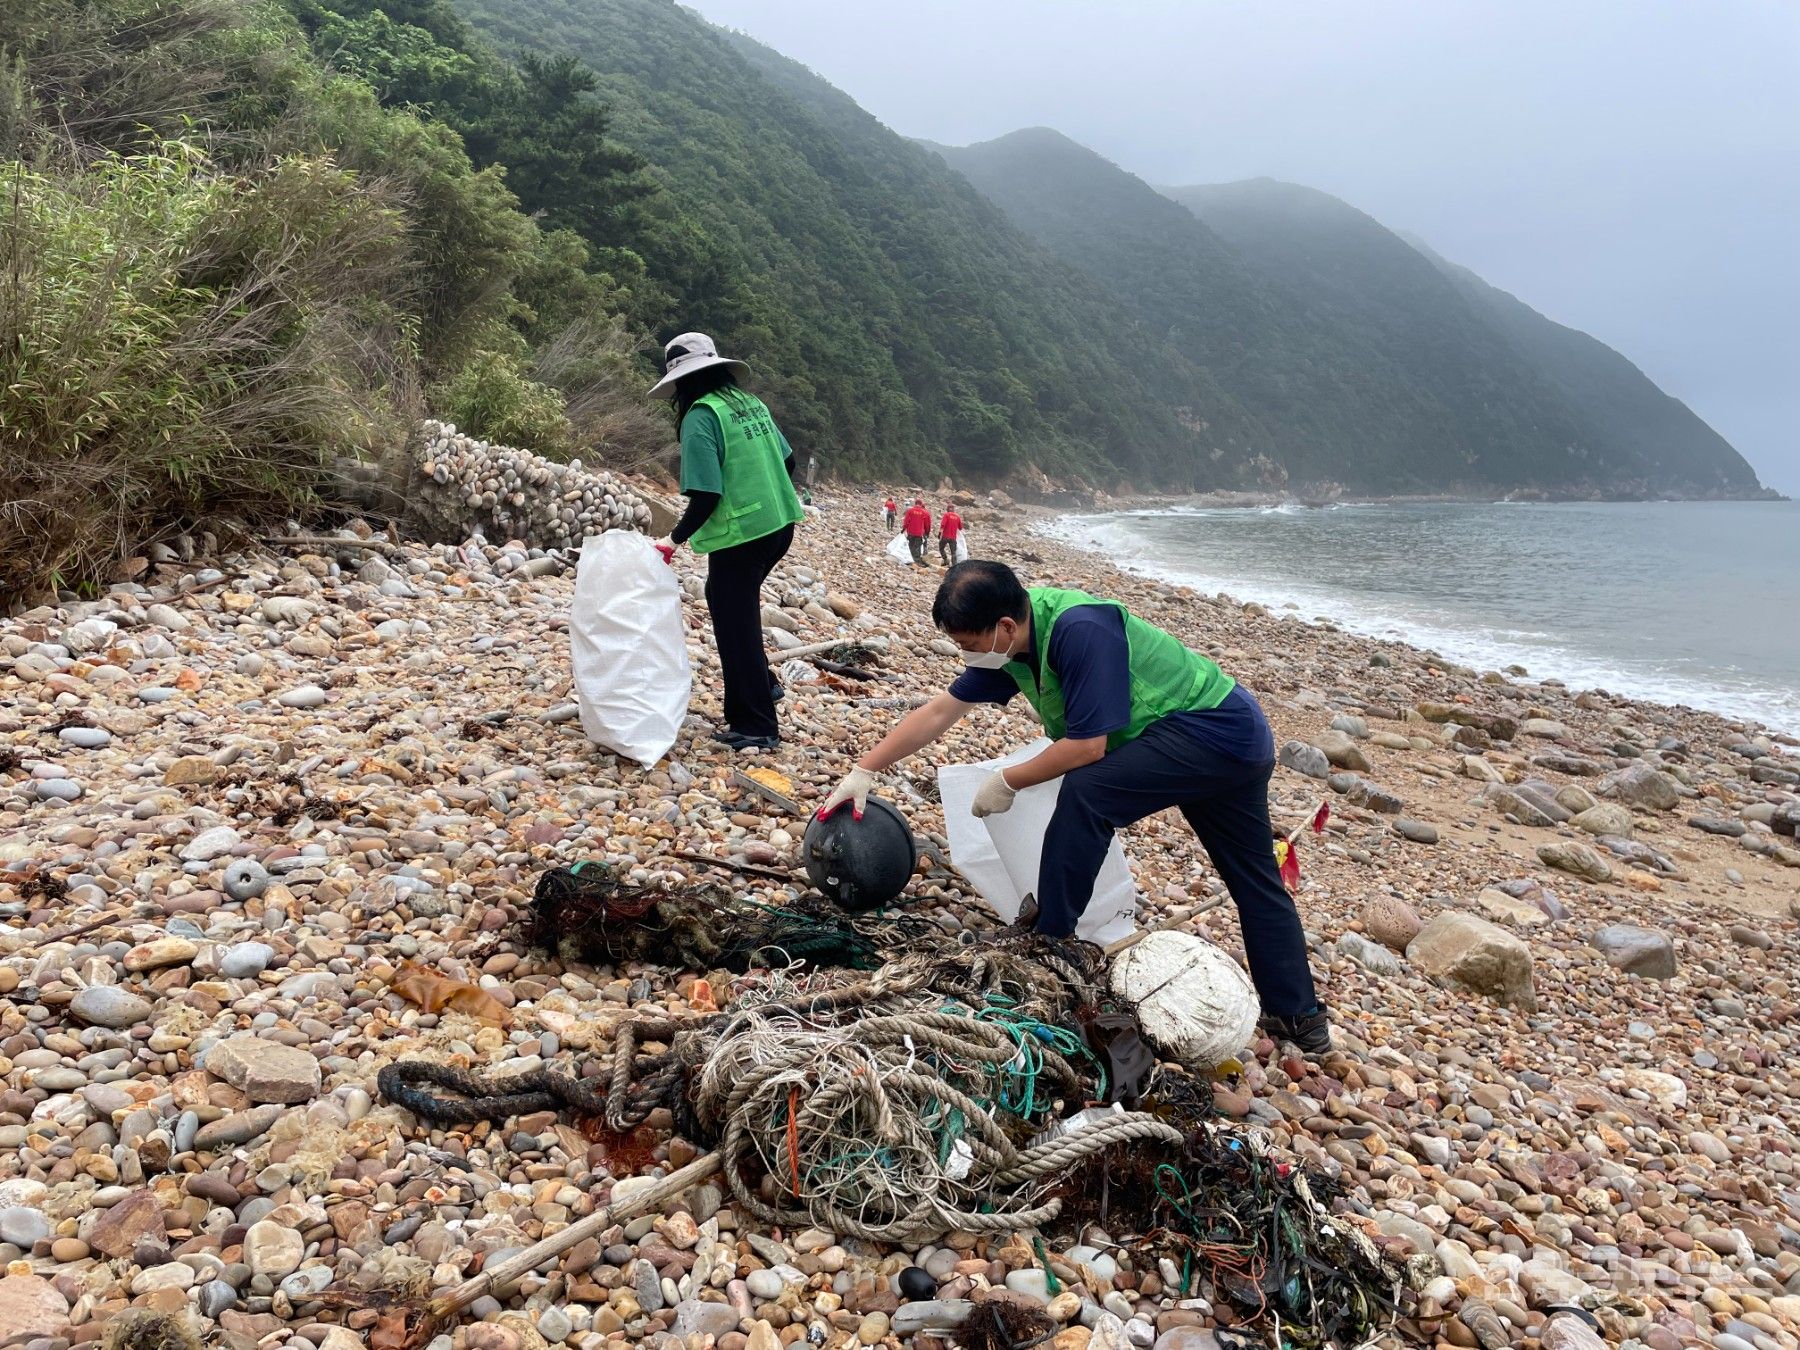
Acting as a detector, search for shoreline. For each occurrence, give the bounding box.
[1023,497,1800,744]
[1,482,1797,1349]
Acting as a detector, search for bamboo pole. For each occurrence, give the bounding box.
[429,1153,723,1321]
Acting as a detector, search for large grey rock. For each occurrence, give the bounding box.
[1592,924,1677,979]
[203,1037,321,1104]
[1537,841,1612,883]
[1478,785,1558,829]
[1278,740,1330,780]
[1311,728,1370,772]
[1475,888,1552,929]
[1571,803,1633,838]
[1599,760,1682,811]
[69,986,153,1029]
[1328,772,1403,813]
[673,1301,740,1339]
[1407,912,1536,1011]
[1335,932,1403,976]
[180,826,240,862]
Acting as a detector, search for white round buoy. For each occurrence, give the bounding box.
[1109,931,1260,1067]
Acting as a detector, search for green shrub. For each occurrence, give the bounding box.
[433,350,574,457]
[0,142,410,604]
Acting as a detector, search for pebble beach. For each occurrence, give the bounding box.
[2,480,1797,1350]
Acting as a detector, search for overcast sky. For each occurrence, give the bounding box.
[687,0,1799,494]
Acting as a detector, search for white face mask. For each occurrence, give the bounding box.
[961,625,1015,669]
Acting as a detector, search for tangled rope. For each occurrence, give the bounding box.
[696,1003,1182,1242]
[379,937,1181,1242]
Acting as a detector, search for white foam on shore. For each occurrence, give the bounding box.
[1041,509,1800,737]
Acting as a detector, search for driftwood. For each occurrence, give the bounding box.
[672,850,803,884]
[429,1154,723,1322]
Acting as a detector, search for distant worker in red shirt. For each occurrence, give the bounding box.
[938,504,963,565]
[902,497,932,566]
[884,496,898,531]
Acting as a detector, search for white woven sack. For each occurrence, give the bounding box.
[938,738,1138,945]
[570,531,691,767]
[885,533,914,566]
[1109,930,1260,1067]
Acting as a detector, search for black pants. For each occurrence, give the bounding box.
[1037,717,1320,1017]
[885,512,896,530]
[907,535,927,565]
[704,525,793,739]
[939,536,955,564]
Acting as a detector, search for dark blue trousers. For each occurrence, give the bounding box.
[1036,717,1321,1018]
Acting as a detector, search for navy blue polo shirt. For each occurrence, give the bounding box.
[948,604,1272,761]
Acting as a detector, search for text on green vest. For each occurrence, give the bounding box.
[688,390,804,554]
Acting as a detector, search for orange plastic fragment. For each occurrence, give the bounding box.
[388,961,512,1027]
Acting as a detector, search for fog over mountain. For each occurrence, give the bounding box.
[686,0,1799,495]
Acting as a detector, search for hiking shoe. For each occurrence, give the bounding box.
[1261,1007,1332,1057]
[711,729,779,751]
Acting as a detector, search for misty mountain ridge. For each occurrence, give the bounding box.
[937,129,1761,496]
[453,0,1762,497]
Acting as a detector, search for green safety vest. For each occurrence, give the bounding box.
[1003,587,1236,749]
[687,390,804,555]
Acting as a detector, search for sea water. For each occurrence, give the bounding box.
[1043,499,1800,736]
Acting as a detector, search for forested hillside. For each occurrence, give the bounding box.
[1167,179,1762,495]
[931,130,1533,491]
[1406,242,1761,494]
[937,130,1759,495]
[3,0,1764,600]
[450,0,1266,487]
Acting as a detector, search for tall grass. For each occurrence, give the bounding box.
[0,143,410,603]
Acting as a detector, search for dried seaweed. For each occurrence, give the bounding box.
[523,862,940,972]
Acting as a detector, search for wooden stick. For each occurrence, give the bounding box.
[763,636,888,662]
[429,1153,723,1320]
[10,909,138,954]
[264,534,407,556]
[1101,895,1227,958]
[672,850,802,884]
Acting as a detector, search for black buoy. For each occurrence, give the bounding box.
[897,1265,937,1302]
[801,793,918,912]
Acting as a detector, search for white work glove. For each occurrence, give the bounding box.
[971,770,1017,819]
[652,536,675,564]
[818,767,876,821]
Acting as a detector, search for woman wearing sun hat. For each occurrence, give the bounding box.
[650,332,803,751]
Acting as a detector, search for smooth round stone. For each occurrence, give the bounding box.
[138,687,178,703]
[50,1238,89,1263]
[746,1268,788,1301]
[197,1279,238,1318]
[33,779,83,802]
[277,685,328,709]
[58,727,111,749]
[0,1208,51,1248]
[69,985,153,1029]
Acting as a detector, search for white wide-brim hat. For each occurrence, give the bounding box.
[648,331,750,398]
